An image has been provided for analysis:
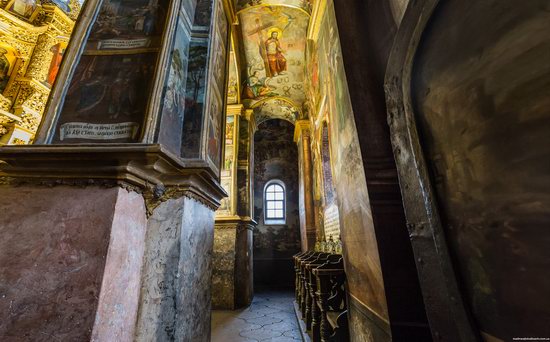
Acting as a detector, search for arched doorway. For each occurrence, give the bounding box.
[253,119,301,289]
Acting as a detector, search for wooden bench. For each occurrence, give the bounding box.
[293,251,349,342]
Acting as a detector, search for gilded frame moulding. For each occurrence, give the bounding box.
[306,0,325,41]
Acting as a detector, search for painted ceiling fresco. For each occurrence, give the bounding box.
[236,0,313,13]
[237,2,311,121]
[252,98,299,125]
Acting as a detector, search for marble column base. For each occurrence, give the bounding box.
[135,196,215,342]
[0,185,147,341]
[212,217,255,310]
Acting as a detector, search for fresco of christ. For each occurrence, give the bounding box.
[264,30,286,77]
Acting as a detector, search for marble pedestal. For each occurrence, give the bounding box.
[0,145,225,342]
[0,185,147,341]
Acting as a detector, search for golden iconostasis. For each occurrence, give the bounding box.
[0,0,81,145]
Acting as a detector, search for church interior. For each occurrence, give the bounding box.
[0,0,549,341]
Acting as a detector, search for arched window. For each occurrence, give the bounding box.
[264,180,286,224]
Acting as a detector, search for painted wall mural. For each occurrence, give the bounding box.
[238,5,308,110]
[53,0,169,143]
[217,114,236,216]
[306,0,388,321]
[227,50,239,104]
[180,0,229,176]
[320,122,340,240]
[253,119,301,287]
[158,0,195,155]
[181,38,208,158]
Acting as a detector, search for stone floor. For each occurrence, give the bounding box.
[211,291,303,342]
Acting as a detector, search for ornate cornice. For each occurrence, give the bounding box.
[214,215,258,231]
[227,104,244,116]
[0,144,227,212]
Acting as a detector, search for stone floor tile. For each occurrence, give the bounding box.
[240,328,283,340]
[212,291,303,342]
[245,315,284,326]
[265,321,298,332]
[282,329,302,339]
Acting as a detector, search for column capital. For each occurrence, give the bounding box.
[243,109,257,134]
[293,119,311,143]
[226,104,244,116]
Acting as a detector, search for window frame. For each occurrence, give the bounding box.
[263,179,286,225]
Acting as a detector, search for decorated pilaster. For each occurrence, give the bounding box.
[294,119,316,250]
[212,104,257,309]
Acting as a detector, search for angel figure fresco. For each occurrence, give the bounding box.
[242,70,274,100]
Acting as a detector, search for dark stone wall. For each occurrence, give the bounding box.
[412,0,550,339]
[253,119,301,288]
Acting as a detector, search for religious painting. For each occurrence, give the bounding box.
[238,6,309,108]
[180,0,228,177]
[181,39,208,159]
[242,70,275,100]
[51,0,171,144]
[206,86,223,169]
[158,10,192,155]
[320,122,340,239]
[217,177,232,215]
[223,147,233,173]
[305,39,320,110]
[209,0,228,96]
[46,43,66,86]
[193,0,212,28]
[86,0,168,51]
[225,115,234,146]
[6,0,38,20]
[236,0,313,14]
[226,49,239,104]
[53,53,156,143]
[264,28,287,77]
[0,46,17,94]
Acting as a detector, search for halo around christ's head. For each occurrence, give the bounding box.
[267,27,283,39]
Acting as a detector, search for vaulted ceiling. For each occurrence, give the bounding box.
[233,0,314,124]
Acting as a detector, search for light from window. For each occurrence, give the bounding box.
[264,181,285,224]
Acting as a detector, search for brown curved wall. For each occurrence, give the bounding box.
[412,1,550,339]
